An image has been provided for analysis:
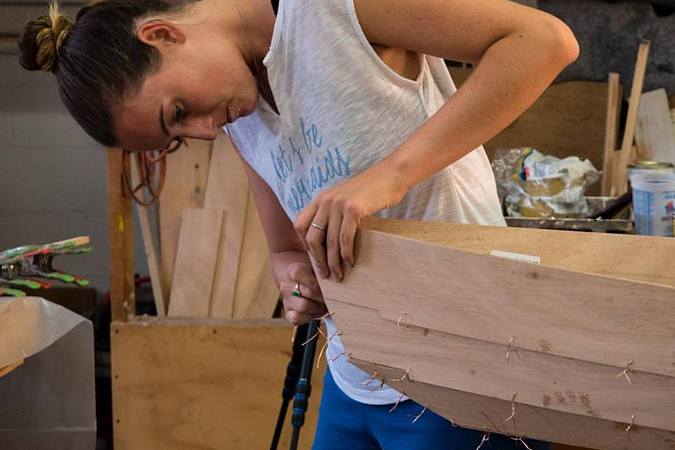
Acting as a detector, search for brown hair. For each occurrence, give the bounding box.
[18,1,197,147]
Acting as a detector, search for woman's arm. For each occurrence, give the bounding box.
[295,0,578,280]
[355,0,579,187]
[238,149,328,325]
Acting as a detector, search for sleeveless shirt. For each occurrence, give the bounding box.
[227,0,505,404]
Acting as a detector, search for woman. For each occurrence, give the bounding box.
[19,0,578,448]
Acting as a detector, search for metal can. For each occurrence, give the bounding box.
[627,161,675,184]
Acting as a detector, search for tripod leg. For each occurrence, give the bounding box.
[270,323,309,450]
[290,320,320,450]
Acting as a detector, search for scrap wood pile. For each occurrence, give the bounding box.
[602,40,675,198]
[132,132,279,319]
[475,40,675,233]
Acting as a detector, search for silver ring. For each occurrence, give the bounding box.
[291,282,301,297]
[310,221,327,231]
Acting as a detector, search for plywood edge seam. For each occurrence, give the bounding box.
[349,355,650,431]
[360,216,673,248]
[113,317,290,329]
[326,295,672,379]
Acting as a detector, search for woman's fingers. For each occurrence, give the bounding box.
[279,266,327,326]
[326,207,344,281]
[284,310,314,327]
[287,263,323,300]
[281,283,327,325]
[294,201,317,250]
[280,277,321,303]
[283,294,327,317]
[295,192,364,281]
[299,204,330,279]
[340,208,359,268]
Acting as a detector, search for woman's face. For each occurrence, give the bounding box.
[114,21,259,152]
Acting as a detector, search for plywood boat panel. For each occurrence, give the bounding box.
[321,226,675,378]
[361,217,675,288]
[317,218,675,449]
[350,360,675,450]
[328,299,675,431]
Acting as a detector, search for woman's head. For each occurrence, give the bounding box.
[18,0,263,151]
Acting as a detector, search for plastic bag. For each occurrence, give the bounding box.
[492,147,601,218]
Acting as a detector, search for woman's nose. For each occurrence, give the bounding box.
[182,116,217,141]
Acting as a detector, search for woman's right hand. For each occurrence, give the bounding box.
[272,251,328,326]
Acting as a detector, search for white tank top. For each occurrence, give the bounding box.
[227,0,506,405]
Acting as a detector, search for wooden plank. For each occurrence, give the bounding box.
[159,140,212,299]
[319,219,675,379]
[635,89,675,164]
[351,361,675,450]
[168,209,224,317]
[111,318,324,450]
[331,299,675,431]
[204,133,279,319]
[361,217,675,287]
[613,40,651,195]
[107,149,134,322]
[602,73,622,196]
[233,189,279,319]
[130,157,166,317]
[204,134,249,318]
[244,257,281,319]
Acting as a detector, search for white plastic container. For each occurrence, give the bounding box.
[632,173,675,237]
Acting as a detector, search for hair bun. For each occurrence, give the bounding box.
[18,2,73,72]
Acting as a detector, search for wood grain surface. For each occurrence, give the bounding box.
[635,89,675,165]
[111,319,325,450]
[168,209,224,317]
[351,360,675,450]
[316,218,675,448]
[159,140,212,299]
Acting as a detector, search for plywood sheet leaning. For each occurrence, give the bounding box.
[204,133,279,319]
[159,139,212,298]
[204,134,249,318]
[168,208,224,317]
[233,189,279,320]
[317,217,675,449]
[635,89,675,165]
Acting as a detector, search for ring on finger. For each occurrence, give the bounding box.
[310,221,327,232]
[291,282,302,297]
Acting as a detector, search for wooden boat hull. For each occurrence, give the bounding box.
[319,218,675,449]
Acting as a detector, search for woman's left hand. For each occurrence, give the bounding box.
[294,162,408,281]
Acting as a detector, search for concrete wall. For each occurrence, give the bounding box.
[0,48,150,294]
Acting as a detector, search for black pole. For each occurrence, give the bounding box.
[289,319,320,450]
[270,323,309,450]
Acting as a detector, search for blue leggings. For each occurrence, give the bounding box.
[313,368,551,450]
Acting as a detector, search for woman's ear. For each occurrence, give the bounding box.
[137,20,186,50]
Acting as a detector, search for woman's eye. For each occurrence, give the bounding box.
[173,104,186,123]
